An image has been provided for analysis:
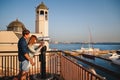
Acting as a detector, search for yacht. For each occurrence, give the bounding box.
[75,27,100,55]
[75,47,100,55]
[109,51,120,65]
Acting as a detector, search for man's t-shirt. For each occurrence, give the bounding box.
[18,37,29,61]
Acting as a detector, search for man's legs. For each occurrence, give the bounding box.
[20,71,28,80]
[19,60,30,80]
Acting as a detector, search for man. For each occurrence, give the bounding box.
[18,29,35,80]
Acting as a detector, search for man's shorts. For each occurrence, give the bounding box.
[19,60,30,72]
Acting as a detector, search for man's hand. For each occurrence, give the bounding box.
[29,58,35,66]
[24,53,35,66]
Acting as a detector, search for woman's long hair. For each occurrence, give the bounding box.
[28,35,37,45]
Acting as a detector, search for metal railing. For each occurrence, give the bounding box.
[0,51,105,80]
[60,53,104,80]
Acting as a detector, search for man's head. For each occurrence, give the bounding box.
[22,29,30,39]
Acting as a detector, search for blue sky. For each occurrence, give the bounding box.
[0,0,120,42]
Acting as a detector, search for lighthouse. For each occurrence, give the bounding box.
[36,2,48,36]
[35,2,49,50]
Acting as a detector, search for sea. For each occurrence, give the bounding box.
[50,43,120,80]
[49,43,120,51]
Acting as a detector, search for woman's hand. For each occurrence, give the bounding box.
[39,41,44,47]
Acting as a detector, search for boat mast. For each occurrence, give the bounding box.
[88,26,93,49]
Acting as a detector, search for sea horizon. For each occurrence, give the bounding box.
[50,42,120,51]
[50,42,120,44]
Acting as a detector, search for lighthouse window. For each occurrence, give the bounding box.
[37,11,39,14]
[45,11,48,20]
[40,11,44,15]
[45,15,48,20]
[45,12,47,14]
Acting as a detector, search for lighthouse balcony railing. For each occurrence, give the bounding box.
[0,51,105,80]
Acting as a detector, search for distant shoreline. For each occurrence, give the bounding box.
[50,42,120,45]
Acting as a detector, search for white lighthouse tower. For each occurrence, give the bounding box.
[36,2,48,36]
[35,2,49,50]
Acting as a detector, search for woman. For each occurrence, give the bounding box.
[27,35,44,68]
[28,35,44,58]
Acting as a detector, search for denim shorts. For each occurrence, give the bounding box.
[19,60,30,72]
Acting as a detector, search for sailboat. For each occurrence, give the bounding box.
[75,27,100,55]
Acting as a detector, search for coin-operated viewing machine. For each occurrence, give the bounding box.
[39,45,47,79]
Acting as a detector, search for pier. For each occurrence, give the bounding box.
[71,50,116,55]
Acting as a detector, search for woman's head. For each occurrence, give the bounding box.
[28,35,37,45]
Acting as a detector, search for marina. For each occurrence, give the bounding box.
[50,43,120,80]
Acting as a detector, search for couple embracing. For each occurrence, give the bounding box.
[17,29,45,80]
